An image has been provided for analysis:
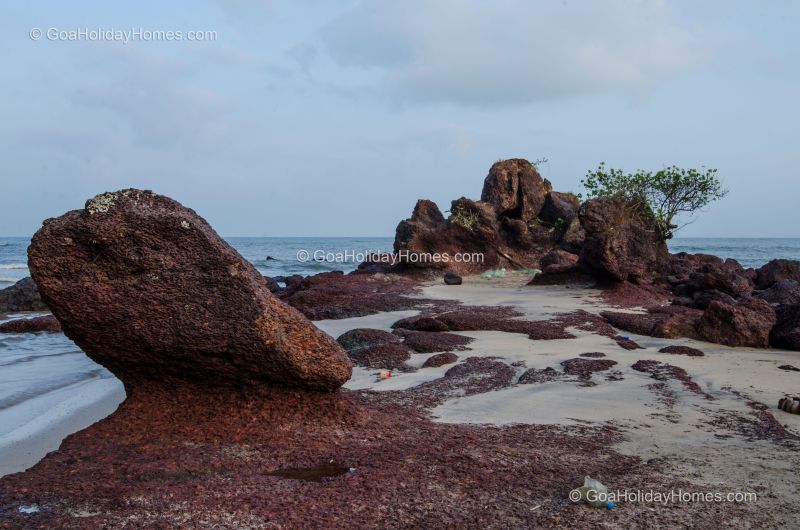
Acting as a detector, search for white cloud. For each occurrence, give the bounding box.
[305,0,718,106]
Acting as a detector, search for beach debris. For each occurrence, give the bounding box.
[778,364,800,371]
[778,396,800,414]
[443,271,462,285]
[570,476,615,509]
[27,189,352,392]
[379,370,392,380]
[18,505,40,514]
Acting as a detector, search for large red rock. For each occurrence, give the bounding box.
[578,197,669,282]
[480,159,551,223]
[697,299,776,348]
[539,191,580,227]
[756,259,800,289]
[28,189,351,391]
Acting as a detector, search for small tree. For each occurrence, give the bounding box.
[581,163,728,240]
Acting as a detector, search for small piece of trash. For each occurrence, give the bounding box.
[570,476,614,509]
[379,370,392,380]
[18,505,40,514]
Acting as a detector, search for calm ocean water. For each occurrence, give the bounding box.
[1,235,799,474]
[2,236,799,289]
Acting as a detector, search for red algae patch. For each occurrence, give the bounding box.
[398,330,474,353]
[422,352,459,368]
[393,305,575,340]
[659,345,705,357]
[0,384,641,529]
[631,360,712,399]
[276,271,427,320]
[560,358,618,385]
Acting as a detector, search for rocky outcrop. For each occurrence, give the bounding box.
[28,189,351,392]
[756,259,800,289]
[578,197,669,282]
[0,314,61,333]
[392,159,571,274]
[480,159,551,223]
[697,299,776,348]
[770,304,800,351]
[0,277,48,312]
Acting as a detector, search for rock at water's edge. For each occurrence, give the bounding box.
[28,189,351,391]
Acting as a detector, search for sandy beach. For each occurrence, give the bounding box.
[3,271,800,527]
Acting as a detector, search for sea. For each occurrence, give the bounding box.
[1,236,800,475]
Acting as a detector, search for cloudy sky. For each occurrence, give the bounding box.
[2,0,798,237]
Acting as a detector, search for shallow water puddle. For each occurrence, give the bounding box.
[267,461,353,482]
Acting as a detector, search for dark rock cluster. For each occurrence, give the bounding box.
[394,159,582,275]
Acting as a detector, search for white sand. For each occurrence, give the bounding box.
[0,378,125,477]
[319,275,800,513]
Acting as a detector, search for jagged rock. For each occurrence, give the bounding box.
[578,197,669,282]
[697,299,776,348]
[264,276,281,293]
[683,259,752,297]
[394,199,446,256]
[444,272,462,285]
[691,289,738,309]
[754,280,800,306]
[0,315,61,333]
[480,159,551,223]
[771,304,800,351]
[601,306,702,340]
[539,249,579,270]
[28,189,352,391]
[539,191,580,227]
[559,217,586,254]
[393,196,507,273]
[0,277,48,312]
[756,259,800,289]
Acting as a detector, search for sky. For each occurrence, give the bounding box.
[1,0,798,237]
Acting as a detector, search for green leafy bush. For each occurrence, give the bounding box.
[581,163,727,240]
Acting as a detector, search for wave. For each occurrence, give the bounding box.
[0,277,21,283]
[0,351,80,368]
[0,264,27,270]
[0,369,106,410]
